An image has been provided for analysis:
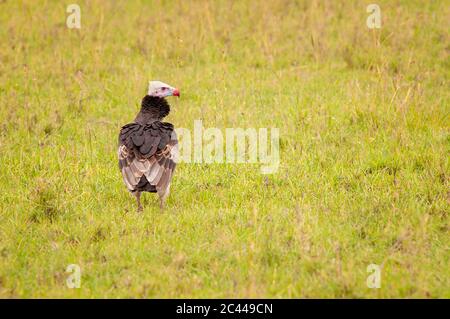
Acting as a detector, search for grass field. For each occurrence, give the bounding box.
[0,0,448,298]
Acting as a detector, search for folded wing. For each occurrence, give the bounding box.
[118,121,178,194]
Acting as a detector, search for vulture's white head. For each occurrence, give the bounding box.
[148,80,180,98]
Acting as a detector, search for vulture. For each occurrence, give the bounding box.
[118,81,180,211]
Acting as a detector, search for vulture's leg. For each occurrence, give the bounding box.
[158,186,170,210]
[134,191,143,212]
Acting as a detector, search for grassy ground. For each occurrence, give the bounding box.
[0,0,448,298]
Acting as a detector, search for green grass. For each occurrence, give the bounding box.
[0,0,448,298]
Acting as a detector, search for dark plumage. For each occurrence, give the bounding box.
[118,81,179,211]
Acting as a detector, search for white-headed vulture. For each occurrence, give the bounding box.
[118,81,180,211]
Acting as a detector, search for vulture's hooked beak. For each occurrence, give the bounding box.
[173,88,180,97]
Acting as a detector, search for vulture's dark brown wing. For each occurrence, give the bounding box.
[118,121,178,193]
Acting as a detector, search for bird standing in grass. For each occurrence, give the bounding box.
[118,81,180,211]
